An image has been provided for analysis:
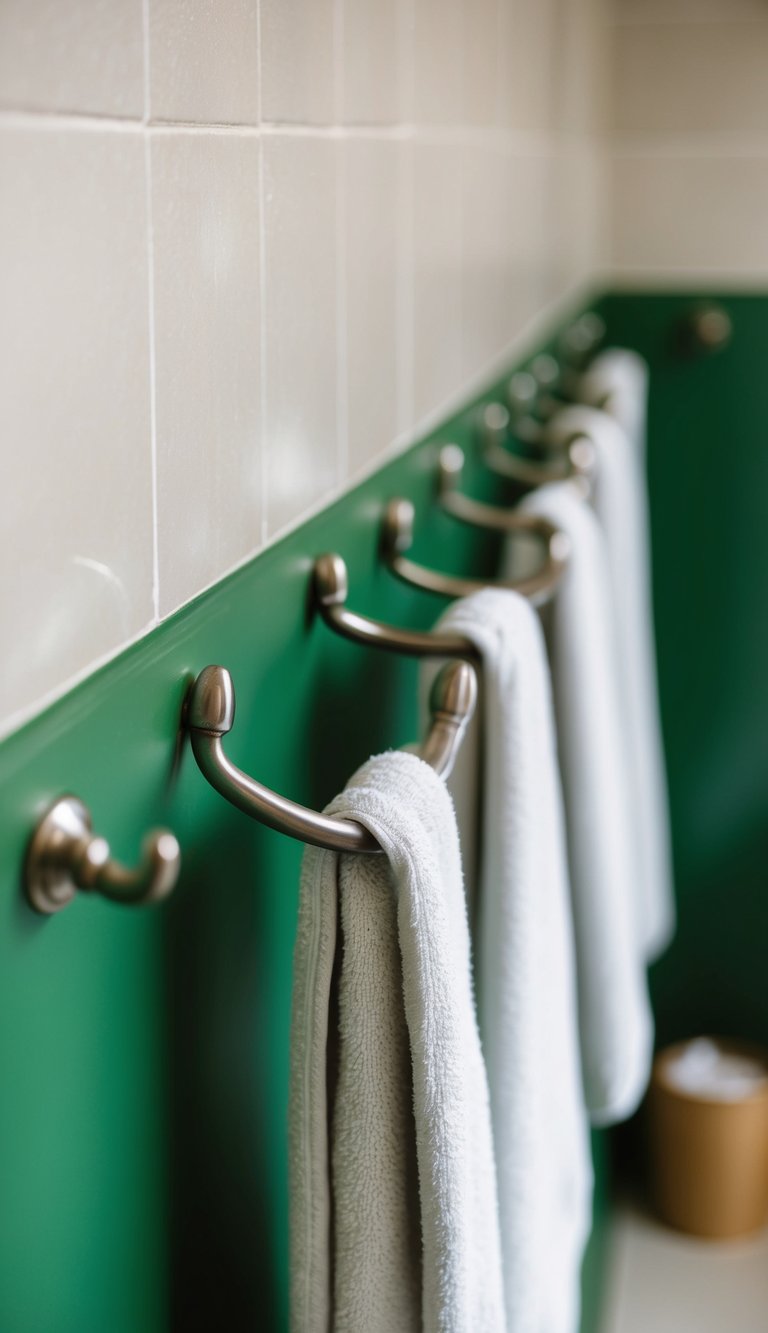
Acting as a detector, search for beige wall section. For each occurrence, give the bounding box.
[608,0,768,284]
[0,0,608,737]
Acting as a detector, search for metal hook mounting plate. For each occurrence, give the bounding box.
[24,796,96,915]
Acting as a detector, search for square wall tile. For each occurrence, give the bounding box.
[341,0,403,124]
[463,0,502,127]
[413,0,463,126]
[0,125,153,724]
[504,151,557,328]
[0,0,144,117]
[260,0,335,124]
[460,142,510,381]
[610,153,768,275]
[148,0,260,125]
[344,139,402,477]
[412,140,463,422]
[498,0,558,131]
[549,144,604,293]
[553,0,609,139]
[151,132,262,617]
[612,19,768,137]
[262,135,338,536]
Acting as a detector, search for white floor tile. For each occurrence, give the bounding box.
[602,1203,768,1333]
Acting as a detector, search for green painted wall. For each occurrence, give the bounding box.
[598,294,768,1056]
[0,297,621,1332]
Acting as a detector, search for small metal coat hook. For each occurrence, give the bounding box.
[381,495,568,606]
[313,552,479,659]
[186,660,477,852]
[505,371,541,429]
[24,796,181,915]
[682,303,733,355]
[559,312,606,368]
[479,403,594,488]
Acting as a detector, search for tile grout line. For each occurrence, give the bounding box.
[494,0,506,131]
[256,0,269,547]
[335,141,349,485]
[398,0,415,125]
[397,133,415,438]
[334,0,349,485]
[142,0,161,625]
[0,106,600,156]
[456,0,466,394]
[396,0,414,435]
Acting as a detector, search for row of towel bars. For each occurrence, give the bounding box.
[23,319,607,916]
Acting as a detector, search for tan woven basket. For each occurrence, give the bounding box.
[648,1039,768,1239]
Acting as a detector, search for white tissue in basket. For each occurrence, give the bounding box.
[665,1039,768,1102]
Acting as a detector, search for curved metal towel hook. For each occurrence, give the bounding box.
[381,496,569,607]
[186,660,477,854]
[503,373,546,445]
[479,402,595,488]
[499,312,605,433]
[504,352,589,429]
[438,443,589,532]
[25,795,180,915]
[559,311,606,368]
[526,353,583,419]
[312,553,479,660]
[504,357,577,432]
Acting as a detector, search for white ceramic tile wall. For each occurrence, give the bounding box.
[0,125,154,724]
[0,0,609,736]
[0,1,144,118]
[608,1,768,282]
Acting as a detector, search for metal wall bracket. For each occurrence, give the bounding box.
[25,796,180,915]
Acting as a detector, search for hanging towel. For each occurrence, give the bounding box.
[580,348,649,458]
[503,484,654,1124]
[427,589,592,1333]
[549,405,675,960]
[289,748,505,1333]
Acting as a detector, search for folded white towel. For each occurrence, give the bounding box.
[580,348,649,458]
[289,748,505,1333]
[549,405,674,960]
[503,485,654,1124]
[429,590,592,1333]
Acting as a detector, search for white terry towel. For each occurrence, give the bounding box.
[579,348,649,458]
[550,405,675,961]
[429,590,592,1333]
[503,485,654,1124]
[289,748,505,1333]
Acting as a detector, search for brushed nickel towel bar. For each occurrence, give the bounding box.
[381,496,567,606]
[186,660,477,853]
[25,796,181,915]
[313,553,480,660]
